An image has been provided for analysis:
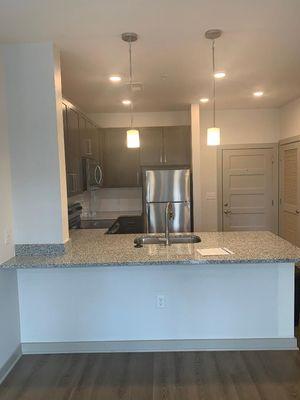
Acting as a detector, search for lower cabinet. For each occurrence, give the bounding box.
[103,128,141,187]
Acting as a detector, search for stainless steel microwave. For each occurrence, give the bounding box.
[82,158,103,191]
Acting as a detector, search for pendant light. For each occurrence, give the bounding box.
[122,32,140,148]
[205,29,222,146]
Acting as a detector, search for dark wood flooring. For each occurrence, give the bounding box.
[2,350,300,399]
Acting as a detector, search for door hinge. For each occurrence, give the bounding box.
[272,200,274,206]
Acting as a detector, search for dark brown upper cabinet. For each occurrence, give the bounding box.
[63,102,104,197]
[65,106,82,196]
[140,126,191,166]
[163,126,191,165]
[103,128,141,188]
[140,127,164,165]
[80,116,99,162]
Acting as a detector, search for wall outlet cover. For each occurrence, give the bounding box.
[156,295,166,308]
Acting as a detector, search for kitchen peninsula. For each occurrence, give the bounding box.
[2,230,300,353]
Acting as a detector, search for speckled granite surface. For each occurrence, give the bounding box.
[15,241,70,256]
[2,230,300,269]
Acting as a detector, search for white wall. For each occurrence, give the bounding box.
[280,97,300,140]
[89,111,190,128]
[199,108,279,231]
[2,43,68,244]
[0,49,20,379]
[0,50,14,262]
[18,264,293,343]
[191,104,201,231]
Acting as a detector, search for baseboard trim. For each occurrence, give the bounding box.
[0,345,22,385]
[22,337,298,354]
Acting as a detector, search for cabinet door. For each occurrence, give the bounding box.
[79,115,91,157]
[163,126,191,165]
[80,118,99,161]
[86,120,99,161]
[140,127,163,165]
[62,103,70,173]
[66,107,82,195]
[98,128,104,166]
[103,128,140,187]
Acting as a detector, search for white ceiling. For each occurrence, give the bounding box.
[1,0,300,112]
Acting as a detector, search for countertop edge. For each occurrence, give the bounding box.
[2,257,299,270]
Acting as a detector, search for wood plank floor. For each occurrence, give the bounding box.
[2,350,300,399]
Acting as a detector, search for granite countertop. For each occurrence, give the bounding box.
[2,230,300,269]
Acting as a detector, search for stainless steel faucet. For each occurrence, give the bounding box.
[165,202,174,245]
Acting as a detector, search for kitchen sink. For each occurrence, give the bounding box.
[134,234,201,247]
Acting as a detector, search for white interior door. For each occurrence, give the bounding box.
[222,148,275,232]
[279,142,300,246]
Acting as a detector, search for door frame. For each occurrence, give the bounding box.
[278,135,300,244]
[217,143,279,233]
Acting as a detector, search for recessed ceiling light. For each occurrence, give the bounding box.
[122,99,132,105]
[253,91,264,97]
[214,71,226,79]
[109,75,122,82]
[200,98,209,103]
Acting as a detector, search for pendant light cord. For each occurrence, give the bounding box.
[129,40,134,129]
[212,39,216,127]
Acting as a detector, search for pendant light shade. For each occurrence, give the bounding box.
[127,129,140,148]
[207,127,220,146]
[205,29,222,146]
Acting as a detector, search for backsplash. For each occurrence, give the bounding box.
[69,188,142,219]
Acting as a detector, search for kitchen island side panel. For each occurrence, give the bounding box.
[17,263,295,344]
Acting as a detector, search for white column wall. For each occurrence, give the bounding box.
[0,49,20,378]
[191,104,202,231]
[2,42,68,244]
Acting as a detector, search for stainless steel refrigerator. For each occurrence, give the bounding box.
[143,168,192,233]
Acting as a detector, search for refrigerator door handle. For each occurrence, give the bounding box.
[146,203,150,233]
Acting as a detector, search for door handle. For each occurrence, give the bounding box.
[224,209,231,215]
[296,210,300,214]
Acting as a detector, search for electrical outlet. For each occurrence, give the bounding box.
[156,295,166,308]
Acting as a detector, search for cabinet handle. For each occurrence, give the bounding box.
[296,209,300,214]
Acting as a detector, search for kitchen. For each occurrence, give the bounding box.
[2,1,300,399]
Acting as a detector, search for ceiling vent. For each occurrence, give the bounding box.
[125,82,143,92]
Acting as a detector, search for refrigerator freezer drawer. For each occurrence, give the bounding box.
[147,202,191,233]
[145,169,190,202]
